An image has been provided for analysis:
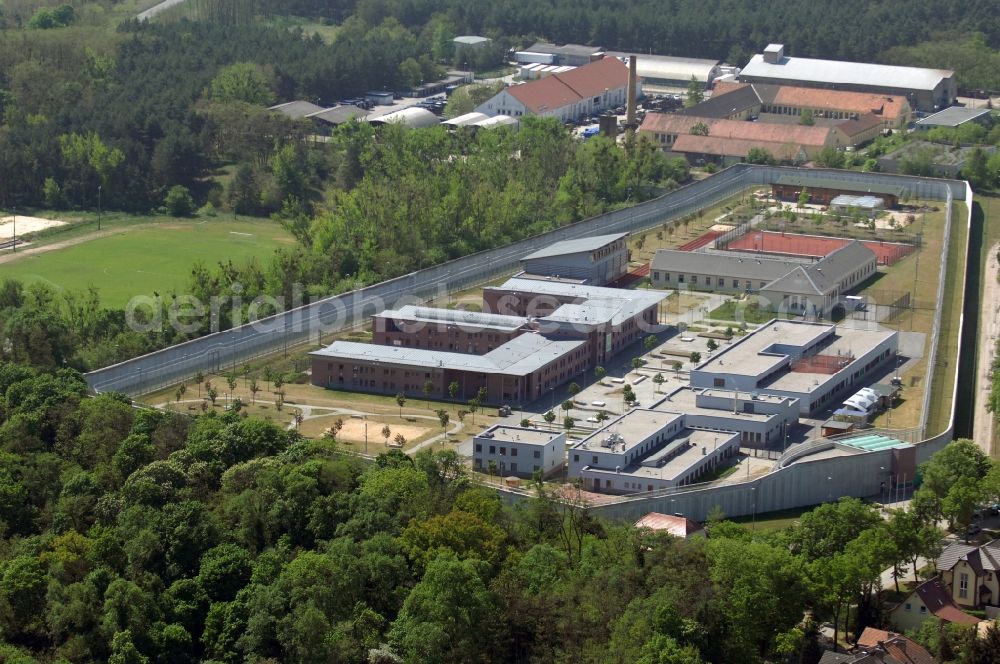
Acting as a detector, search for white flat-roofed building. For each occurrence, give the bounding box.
[738,43,955,112]
[568,410,740,494]
[454,35,491,49]
[606,52,722,91]
[690,319,898,415]
[654,386,799,447]
[473,425,566,479]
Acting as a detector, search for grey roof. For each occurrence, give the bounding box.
[774,174,904,197]
[497,277,667,327]
[374,305,528,331]
[524,42,604,58]
[680,85,761,118]
[369,107,440,128]
[740,52,953,92]
[652,249,804,282]
[269,100,327,119]
[306,105,368,125]
[605,52,720,83]
[311,334,586,376]
[454,35,491,45]
[522,232,629,261]
[443,112,490,127]
[915,106,993,128]
[764,265,825,295]
[818,653,855,664]
[831,195,886,209]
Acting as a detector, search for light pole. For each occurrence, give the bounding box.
[751,487,757,531]
[827,476,832,503]
[97,185,102,231]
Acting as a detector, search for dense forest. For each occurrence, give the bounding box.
[0,353,999,663]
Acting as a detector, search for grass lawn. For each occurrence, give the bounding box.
[707,299,795,324]
[728,506,812,532]
[0,216,294,307]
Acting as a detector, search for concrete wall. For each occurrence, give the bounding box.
[84,166,967,401]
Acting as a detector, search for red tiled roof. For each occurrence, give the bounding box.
[761,84,910,120]
[641,113,834,147]
[857,628,893,648]
[508,56,628,113]
[634,512,703,538]
[671,134,805,161]
[856,628,936,664]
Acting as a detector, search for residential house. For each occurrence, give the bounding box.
[818,628,937,664]
[890,578,982,633]
[937,539,1000,610]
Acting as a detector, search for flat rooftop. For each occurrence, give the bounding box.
[311,333,586,376]
[696,320,833,378]
[521,232,628,261]
[654,386,787,422]
[496,277,667,326]
[915,106,992,128]
[592,428,739,481]
[573,410,684,456]
[478,426,563,446]
[375,305,528,331]
[765,327,896,393]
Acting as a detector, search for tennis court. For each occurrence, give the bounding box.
[724,231,915,265]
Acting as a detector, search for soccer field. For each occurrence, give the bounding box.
[0,218,295,307]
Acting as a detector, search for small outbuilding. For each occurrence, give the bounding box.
[365,90,395,106]
[915,106,993,129]
[369,107,440,128]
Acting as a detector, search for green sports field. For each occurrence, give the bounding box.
[0,218,295,307]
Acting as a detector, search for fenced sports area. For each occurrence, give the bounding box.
[721,230,916,265]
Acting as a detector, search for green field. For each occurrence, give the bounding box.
[0,218,294,307]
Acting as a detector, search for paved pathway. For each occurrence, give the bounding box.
[137,0,187,21]
[974,241,1000,456]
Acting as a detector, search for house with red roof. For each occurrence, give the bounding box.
[475,56,629,123]
[890,578,983,634]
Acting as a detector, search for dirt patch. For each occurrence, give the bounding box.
[0,215,66,238]
[301,415,429,443]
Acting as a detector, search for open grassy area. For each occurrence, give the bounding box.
[707,299,795,324]
[0,216,293,307]
[728,506,812,533]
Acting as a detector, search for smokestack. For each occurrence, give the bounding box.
[625,55,638,142]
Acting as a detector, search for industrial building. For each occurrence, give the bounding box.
[369,107,440,128]
[518,232,629,285]
[567,410,741,494]
[689,320,898,415]
[651,240,877,316]
[454,35,491,49]
[475,56,628,122]
[473,426,566,479]
[514,42,605,67]
[738,43,955,112]
[915,106,994,130]
[606,52,723,91]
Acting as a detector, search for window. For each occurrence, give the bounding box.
[573,454,579,462]
[592,456,598,464]
[533,450,541,458]
[475,444,482,452]
[489,445,495,454]
[959,573,969,599]
[705,276,711,286]
[500,447,507,456]
[691,275,698,285]
[919,606,927,615]
[714,378,725,388]
[904,603,911,612]
[678,274,685,283]
[511,448,518,457]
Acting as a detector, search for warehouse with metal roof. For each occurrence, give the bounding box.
[738,44,955,112]
[369,107,440,128]
[518,232,630,285]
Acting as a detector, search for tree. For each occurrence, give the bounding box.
[706,338,718,352]
[568,382,581,399]
[164,185,196,217]
[396,393,407,416]
[690,122,710,136]
[194,371,204,397]
[964,620,1000,664]
[685,76,704,107]
[561,399,573,414]
[653,373,665,392]
[207,386,218,406]
[468,398,480,424]
[797,187,810,209]
[595,366,607,383]
[689,352,701,365]
[746,147,775,165]
[448,381,460,400]
[249,378,259,404]
[520,418,531,428]
[382,424,392,447]
[644,336,658,354]
[596,410,610,423]
[815,147,847,169]
[394,433,407,448]
[388,555,498,661]
[623,384,637,407]
[799,108,815,126]
[210,62,274,105]
[436,409,450,429]
[543,410,556,428]
[423,380,434,407]
[563,416,576,430]
[672,361,682,375]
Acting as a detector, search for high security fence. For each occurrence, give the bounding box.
[85,165,967,397]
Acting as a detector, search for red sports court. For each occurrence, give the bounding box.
[724,231,914,265]
[677,230,723,252]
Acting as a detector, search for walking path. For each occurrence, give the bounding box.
[974,242,1000,456]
